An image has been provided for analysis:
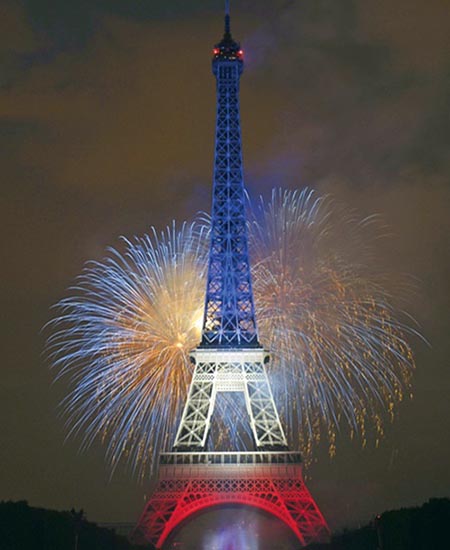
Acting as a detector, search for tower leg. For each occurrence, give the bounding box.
[243,361,287,448]
[173,362,216,449]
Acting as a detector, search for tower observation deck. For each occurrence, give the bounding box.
[132,4,329,547]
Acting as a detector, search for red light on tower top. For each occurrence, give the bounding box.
[212,0,243,63]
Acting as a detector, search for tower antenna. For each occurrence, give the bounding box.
[225,0,231,37]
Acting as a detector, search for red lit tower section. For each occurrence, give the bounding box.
[133,4,329,548]
[134,451,328,548]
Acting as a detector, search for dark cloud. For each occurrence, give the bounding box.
[0,0,449,534]
[241,0,450,187]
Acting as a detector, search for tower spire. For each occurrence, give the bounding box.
[224,0,231,38]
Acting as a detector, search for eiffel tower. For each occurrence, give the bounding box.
[133,4,329,548]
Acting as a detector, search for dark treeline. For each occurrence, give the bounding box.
[0,500,152,550]
[1,498,449,549]
[307,498,450,550]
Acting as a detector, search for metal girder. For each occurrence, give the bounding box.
[173,349,287,450]
[201,54,258,347]
[131,454,330,549]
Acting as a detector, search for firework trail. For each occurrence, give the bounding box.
[47,222,207,475]
[250,189,417,457]
[47,189,417,475]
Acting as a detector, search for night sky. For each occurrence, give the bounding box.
[1,0,449,535]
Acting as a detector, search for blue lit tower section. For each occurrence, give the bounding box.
[202,10,258,347]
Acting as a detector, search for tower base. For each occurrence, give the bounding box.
[132,451,329,548]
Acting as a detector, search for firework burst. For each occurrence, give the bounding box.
[47,188,417,475]
[250,189,417,458]
[47,222,207,475]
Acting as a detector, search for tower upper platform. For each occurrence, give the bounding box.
[212,10,243,66]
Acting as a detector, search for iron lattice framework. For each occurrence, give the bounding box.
[133,452,329,548]
[133,6,329,548]
[173,349,287,449]
[201,6,257,348]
